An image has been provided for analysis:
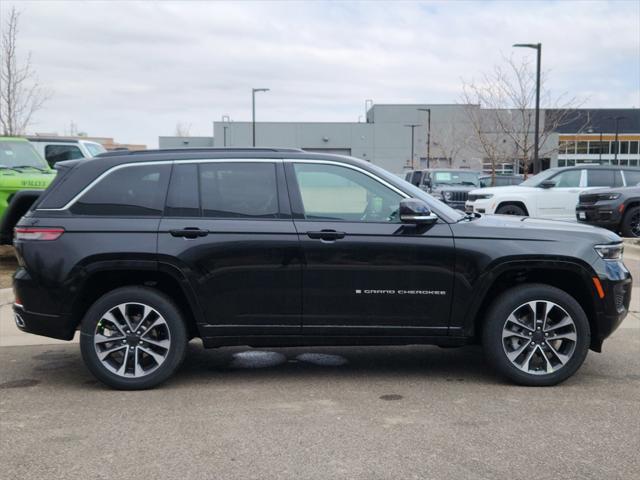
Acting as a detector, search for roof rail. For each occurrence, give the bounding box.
[96,147,305,158]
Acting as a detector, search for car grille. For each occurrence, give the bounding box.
[446,191,469,202]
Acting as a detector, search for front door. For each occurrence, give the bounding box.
[157,161,301,337]
[286,161,455,337]
[536,169,584,219]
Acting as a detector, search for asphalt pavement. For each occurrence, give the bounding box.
[1,322,638,480]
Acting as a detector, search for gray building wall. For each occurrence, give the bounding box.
[162,105,639,175]
[159,136,214,149]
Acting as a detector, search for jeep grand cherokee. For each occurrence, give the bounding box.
[12,148,632,389]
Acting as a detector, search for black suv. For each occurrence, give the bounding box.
[576,185,640,237]
[12,149,632,389]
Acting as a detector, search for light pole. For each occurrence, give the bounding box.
[417,108,431,168]
[252,88,269,147]
[405,124,421,169]
[513,43,541,173]
[608,116,627,162]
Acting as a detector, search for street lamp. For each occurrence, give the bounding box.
[252,88,270,147]
[417,108,431,168]
[513,42,541,173]
[404,124,421,169]
[607,116,627,162]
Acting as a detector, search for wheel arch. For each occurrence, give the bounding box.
[466,259,602,351]
[69,263,203,339]
[495,200,530,216]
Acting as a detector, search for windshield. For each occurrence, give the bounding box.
[519,168,560,187]
[431,170,480,187]
[0,140,49,170]
[83,141,106,157]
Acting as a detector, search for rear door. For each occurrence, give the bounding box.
[286,160,455,337]
[157,160,301,337]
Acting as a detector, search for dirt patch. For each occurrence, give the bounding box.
[0,246,17,289]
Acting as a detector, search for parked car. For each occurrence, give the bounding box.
[404,169,424,187]
[0,137,56,243]
[13,149,631,389]
[466,166,640,220]
[479,174,524,188]
[419,169,482,210]
[576,186,640,237]
[28,137,106,167]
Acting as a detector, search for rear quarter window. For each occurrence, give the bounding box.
[70,164,171,216]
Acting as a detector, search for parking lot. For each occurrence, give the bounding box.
[1,255,639,480]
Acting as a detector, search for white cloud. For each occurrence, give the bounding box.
[2,0,639,147]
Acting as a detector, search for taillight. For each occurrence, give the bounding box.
[14,227,64,241]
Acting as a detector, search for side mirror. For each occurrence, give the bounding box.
[540,180,556,189]
[399,198,438,225]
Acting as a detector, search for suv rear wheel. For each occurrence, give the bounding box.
[80,286,187,390]
[482,284,590,386]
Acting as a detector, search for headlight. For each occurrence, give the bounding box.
[443,191,452,200]
[594,243,624,260]
[597,193,621,201]
[469,193,493,201]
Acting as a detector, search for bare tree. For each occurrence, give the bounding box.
[174,122,192,137]
[462,55,585,180]
[0,7,50,136]
[430,120,471,167]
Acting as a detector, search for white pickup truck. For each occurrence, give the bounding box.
[465,165,640,221]
[28,137,106,167]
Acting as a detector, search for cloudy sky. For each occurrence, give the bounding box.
[2,0,639,147]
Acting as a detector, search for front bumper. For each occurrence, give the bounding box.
[576,202,623,231]
[465,199,494,214]
[591,260,632,351]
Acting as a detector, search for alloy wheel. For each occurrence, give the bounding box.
[502,300,577,375]
[630,210,640,237]
[93,302,171,378]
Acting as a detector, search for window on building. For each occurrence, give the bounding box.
[558,159,566,167]
[71,164,171,216]
[293,163,403,222]
[629,160,638,167]
[620,141,630,154]
[630,141,639,155]
[576,142,588,154]
[566,159,575,166]
[200,162,279,218]
[558,141,568,154]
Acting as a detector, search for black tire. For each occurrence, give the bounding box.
[80,286,187,390]
[496,203,527,216]
[620,205,640,238]
[482,284,590,386]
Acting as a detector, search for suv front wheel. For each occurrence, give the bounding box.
[80,286,187,390]
[482,284,590,386]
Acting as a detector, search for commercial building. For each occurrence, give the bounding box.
[160,104,639,174]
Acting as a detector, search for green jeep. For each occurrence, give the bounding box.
[1,137,56,243]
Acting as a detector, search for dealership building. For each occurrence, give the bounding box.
[159,104,639,175]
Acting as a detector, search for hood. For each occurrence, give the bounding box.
[0,170,56,191]
[460,213,621,244]
[469,185,539,195]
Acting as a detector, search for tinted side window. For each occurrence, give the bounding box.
[165,164,200,217]
[293,163,403,222]
[587,169,614,187]
[45,144,84,165]
[625,170,640,187]
[71,164,171,216]
[200,163,279,218]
